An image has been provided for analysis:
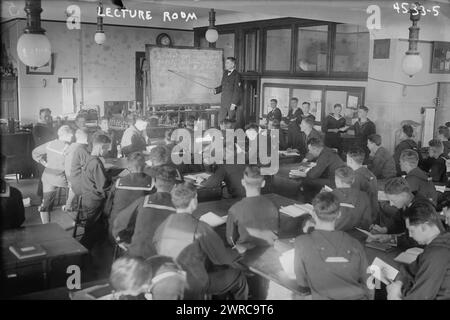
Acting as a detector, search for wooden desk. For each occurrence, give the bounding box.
[1,223,88,297]
[272,163,304,200]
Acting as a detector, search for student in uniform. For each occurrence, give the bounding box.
[226,166,278,252]
[80,134,113,250]
[284,97,303,126]
[266,99,282,127]
[346,147,379,224]
[63,128,89,212]
[285,99,305,153]
[32,125,74,224]
[107,152,154,239]
[0,154,25,230]
[437,126,450,157]
[294,192,372,300]
[332,166,372,231]
[386,201,450,300]
[109,255,187,300]
[144,145,182,181]
[300,117,323,158]
[121,117,148,157]
[394,124,420,176]
[400,149,438,205]
[300,138,344,202]
[94,117,118,158]
[348,106,376,161]
[322,104,347,152]
[112,166,177,258]
[300,101,316,122]
[367,134,396,180]
[74,114,87,131]
[420,139,448,184]
[153,182,248,300]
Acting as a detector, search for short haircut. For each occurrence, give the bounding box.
[270,99,278,104]
[110,256,151,293]
[335,166,355,185]
[359,106,369,112]
[245,123,259,131]
[243,165,264,187]
[368,134,382,146]
[400,149,419,166]
[149,145,169,165]
[307,137,323,148]
[155,165,177,183]
[75,114,86,121]
[92,133,111,145]
[334,103,343,109]
[226,57,236,63]
[75,128,89,142]
[312,192,340,222]
[291,97,298,102]
[402,124,414,138]
[302,102,311,107]
[404,201,441,227]
[438,125,449,137]
[39,108,50,115]
[429,139,443,151]
[57,125,73,138]
[170,182,197,209]
[127,152,146,169]
[347,147,365,164]
[302,117,315,127]
[384,177,411,195]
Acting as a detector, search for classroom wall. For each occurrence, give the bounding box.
[1,20,194,123]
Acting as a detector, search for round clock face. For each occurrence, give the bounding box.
[157,33,172,46]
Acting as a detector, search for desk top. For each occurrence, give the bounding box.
[2,223,88,269]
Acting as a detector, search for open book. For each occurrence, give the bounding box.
[280,203,313,218]
[184,173,211,186]
[369,257,399,285]
[200,212,228,227]
[394,247,424,264]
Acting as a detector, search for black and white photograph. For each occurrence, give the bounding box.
[1,0,450,306]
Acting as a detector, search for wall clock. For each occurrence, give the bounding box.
[156,33,172,46]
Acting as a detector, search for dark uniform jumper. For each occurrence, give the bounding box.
[351,119,376,160]
[420,154,448,184]
[394,139,420,175]
[332,188,372,231]
[352,167,379,224]
[153,213,248,300]
[405,167,438,205]
[322,114,346,151]
[368,147,397,180]
[203,164,247,199]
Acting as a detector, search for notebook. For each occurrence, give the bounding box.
[200,212,228,227]
[369,257,399,285]
[9,244,47,260]
[394,247,424,264]
[365,242,396,252]
[279,204,313,218]
[279,150,300,157]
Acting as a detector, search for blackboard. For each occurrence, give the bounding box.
[145,45,223,105]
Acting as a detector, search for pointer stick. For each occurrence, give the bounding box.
[168,69,214,89]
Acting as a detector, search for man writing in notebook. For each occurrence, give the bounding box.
[386,201,450,300]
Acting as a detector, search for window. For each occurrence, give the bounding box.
[216,33,235,59]
[333,24,369,73]
[244,30,259,72]
[296,25,328,72]
[265,28,292,71]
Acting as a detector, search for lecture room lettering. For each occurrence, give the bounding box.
[97,6,197,22]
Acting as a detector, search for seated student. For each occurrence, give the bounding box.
[294,192,372,300]
[94,117,117,158]
[367,134,396,180]
[144,145,182,181]
[112,166,177,258]
[400,149,438,205]
[32,125,73,224]
[80,134,113,250]
[0,154,25,230]
[394,124,420,175]
[107,152,154,237]
[347,147,378,224]
[226,166,279,252]
[266,99,282,126]
[300,117,323,159]
[419,139,448,184]
[121,116,148,157]
[153,183,248,300]
[63,128,89,212]
[437,125,450,157]
[203,158,247,199]
[109,256,186,300]
[386,201,450,300]
[332,166,372,231]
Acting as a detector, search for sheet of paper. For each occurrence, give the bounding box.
[199,212,227,227]
[347,95,359,109]
[355,227,373,237]
[436,185,446,193]
[378,191,389,201]
[323,185,333,192]
[394,247,424,264]
[279,248,296,279]
[280,204,313,218]
[369,257,399,285]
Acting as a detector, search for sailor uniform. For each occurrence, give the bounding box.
[153,213,248,300]
[267,107,282,124]
[368,146,397,180]
[0,180,25,230]
[302,128,324,160]
[352,167,379,224]
[68,144,90,196]
[419,154,448,184]
[203,164,247,198]
[332,187,372,231]
[94,129,118,158]
[113,192,175,258]
[405,167,438,205]
[394,139,421,175]
[351,119,376,160]
[322,114,346,151]
[120,125,147,157]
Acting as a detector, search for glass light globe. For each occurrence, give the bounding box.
[95,32,106,45]
[402,54,423,77]
[17,33,51,67]
[205,28,219,43]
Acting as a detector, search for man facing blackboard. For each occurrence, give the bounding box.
[212,57,242,129]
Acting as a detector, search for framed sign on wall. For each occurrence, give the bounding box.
[431,42,450,74]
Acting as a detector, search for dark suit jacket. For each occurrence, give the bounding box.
[214,70,241,122]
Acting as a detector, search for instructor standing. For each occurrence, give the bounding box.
[212,57,242,129]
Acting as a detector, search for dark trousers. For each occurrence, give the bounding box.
[80,198,108,250]
[35,164,45,199]
[207,267,248,300]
